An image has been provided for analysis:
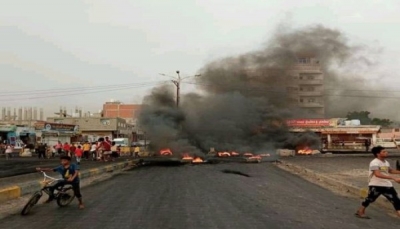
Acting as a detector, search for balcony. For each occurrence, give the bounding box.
[286,79,323,86]
[298,79,323,85]
[299,102,324,108]
[290,64,322,72]
[298,91,323,96]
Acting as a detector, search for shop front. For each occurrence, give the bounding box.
[320,126,380,152]
[286,118,381,153]
[0,124,17,145]
[35,122,79,146]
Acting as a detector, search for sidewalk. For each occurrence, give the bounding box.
[276,155,400,213]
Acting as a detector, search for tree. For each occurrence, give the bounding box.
[346,111,371,125]
[371,118,392,127]
[346,111,393,127]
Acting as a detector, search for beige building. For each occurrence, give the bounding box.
[46,116,135,142]
[287,57,325,117]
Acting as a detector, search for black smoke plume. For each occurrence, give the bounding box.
[138,25,376,155]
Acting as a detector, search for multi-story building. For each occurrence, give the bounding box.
[102,101,141,125]
[287,57,325,117]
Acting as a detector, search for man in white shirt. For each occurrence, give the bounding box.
[356,146,400,219]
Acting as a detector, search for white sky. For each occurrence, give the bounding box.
[1,0,400,117]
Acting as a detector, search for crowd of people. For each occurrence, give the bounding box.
[1,137,142,162]
[36,137,127,164]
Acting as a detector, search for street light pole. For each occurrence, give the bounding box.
[159,71,201,108]
[175,71,181,107]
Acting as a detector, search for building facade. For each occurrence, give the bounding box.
[34,121,79,145]
[287,118,380,153]
[102,101,141,125]
[46,116,134,143]
[287,57,325,117]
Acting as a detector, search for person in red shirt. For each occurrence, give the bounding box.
[74,145,83,164]
[102,137,112,162]
[70,144,76,158]
[63,142,71,157]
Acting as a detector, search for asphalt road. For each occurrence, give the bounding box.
[1,163,400,229]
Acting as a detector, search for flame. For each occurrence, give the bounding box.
[297,146,313,155]
[192,157,204,163]
[217,152,231,157]
[231,152,240,156]
[243,153,253,157]
[249,155,262,160]
[160,148,173,156]
[182,153,194,160]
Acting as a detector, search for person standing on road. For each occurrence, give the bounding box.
[102,137,112,162]
[134,145,140,158]
[37,143,46,159]
[70,144,76,158]
[63,142,70,157]
[5,144,13,160]
[82,141,91,160]
[356,146,400,218]
[90,142,97,160]
[75,145,83,164]
[55,141,62,156]
[111,141,118,161]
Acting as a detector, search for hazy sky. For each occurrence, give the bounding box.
[1,0,400,117]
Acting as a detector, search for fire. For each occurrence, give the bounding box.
[192,157,204,163]
[231,152,240,156]
[243,152,262,163]
[160,148,173,156]
[182,153,194,160]
[297,146,313,155]
[243,153,253,157]
[249,155,262,160]
[217,152,231,157]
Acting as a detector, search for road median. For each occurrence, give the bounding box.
[0,160,138,204]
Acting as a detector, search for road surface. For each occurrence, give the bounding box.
[1,163,399,229]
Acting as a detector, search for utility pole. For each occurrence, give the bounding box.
[173,71,181,107]
[159,71,201,108]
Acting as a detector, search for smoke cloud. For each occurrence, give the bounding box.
[138,24,379,155]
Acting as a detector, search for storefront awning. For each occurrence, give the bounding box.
[290,126,381,134]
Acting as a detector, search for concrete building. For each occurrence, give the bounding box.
[102,101,141,125]
[0,107,45,126]
[34,121,79,145]
[287,57,325,117]
[46,116,135,142]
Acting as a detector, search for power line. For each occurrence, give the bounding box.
[0,81,166,96]
[0,81,165,101]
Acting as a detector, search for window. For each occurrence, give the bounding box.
[298,58,310,64]
[307,75,314,80]
[300,99,304,103]
[307,87,314,91]
[308,98,316,103]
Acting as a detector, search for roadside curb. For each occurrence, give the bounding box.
[0,160,137,204]
[275,160,395,212]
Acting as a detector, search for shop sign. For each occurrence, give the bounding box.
[35,122,78,132]
[0,125,17,132]
[286,119,332,127]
